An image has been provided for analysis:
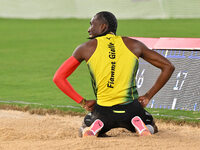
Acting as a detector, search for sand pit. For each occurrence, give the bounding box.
[0,109,199,150]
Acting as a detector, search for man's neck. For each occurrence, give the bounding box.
[88,32,115,39]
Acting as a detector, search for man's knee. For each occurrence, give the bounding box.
[84,112,93,126]
[82,119,104,137]
[146,124,158,134]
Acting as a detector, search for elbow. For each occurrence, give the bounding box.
[53,73,66,86]
[53,74,59,85]
[162,62,175,74]
[170,63,175,72]
[167,62,175,74]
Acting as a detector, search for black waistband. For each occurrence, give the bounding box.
[95,100,139,110]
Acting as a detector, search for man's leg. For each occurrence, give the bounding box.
[82,119,104,137]
[79,112,108,137]
[131,116,151,136]
[126,100,158,135]
[143,110,158,134]
[78,112,93,137]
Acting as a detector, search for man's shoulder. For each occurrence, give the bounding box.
[74,39,97,58]
[73,39,98,62]
[121,36,143,49]
[121,36,140,43]
[121,36,146,58]
[79,39,97,49]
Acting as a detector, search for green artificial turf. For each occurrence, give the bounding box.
[0,18,200,123]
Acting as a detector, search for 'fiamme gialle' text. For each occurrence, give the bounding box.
[107,42,116,88]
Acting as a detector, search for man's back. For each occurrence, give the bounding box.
[53,11,174,136]
[87,34,139,106]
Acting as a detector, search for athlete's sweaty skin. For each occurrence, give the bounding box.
[73,14,175,110]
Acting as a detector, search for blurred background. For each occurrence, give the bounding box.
[1,0,200,19]
[0,0,200,121]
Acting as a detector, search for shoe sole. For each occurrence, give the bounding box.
[83,119,104,137]
[131,116,151,136]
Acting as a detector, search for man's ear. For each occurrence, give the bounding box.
[100,24,108,33]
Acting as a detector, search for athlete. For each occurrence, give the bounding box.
[53,11,175,137]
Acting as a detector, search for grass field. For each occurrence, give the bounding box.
[0,18,200,123]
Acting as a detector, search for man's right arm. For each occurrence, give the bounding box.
[53,41,97,111]
[72,40,97,110]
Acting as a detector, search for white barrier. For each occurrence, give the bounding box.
[0,0,200,19]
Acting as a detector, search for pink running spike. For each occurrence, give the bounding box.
[90,119,104,135]
[131,116,151,136]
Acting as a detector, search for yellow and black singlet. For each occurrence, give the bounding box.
[87,34,139,106]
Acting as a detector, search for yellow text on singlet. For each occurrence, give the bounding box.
[87,34,139,106]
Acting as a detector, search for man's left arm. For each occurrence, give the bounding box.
[137,41,175,107]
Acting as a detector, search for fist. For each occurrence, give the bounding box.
[84,100,96,111]
[138,96,150,108]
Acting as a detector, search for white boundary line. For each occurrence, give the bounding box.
[0,100,199,120]
[0,100,81,109]
[151,113,200,120]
